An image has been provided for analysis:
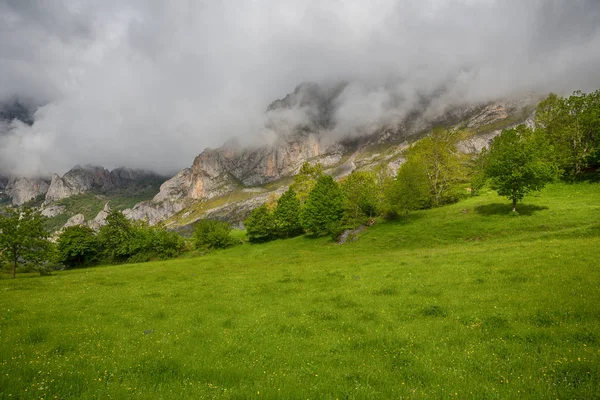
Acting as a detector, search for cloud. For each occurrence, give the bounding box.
[1,0,599,177]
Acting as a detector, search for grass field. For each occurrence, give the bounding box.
[1,183,599,399]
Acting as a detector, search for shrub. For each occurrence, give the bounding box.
[193,219,235,249]
[245,205,276,243]
[56,225,100,268]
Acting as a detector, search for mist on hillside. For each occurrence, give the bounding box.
[1,0,599,177]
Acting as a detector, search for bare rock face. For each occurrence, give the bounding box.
[45,165,112,203]
[45,165,164,204]
[63,213,85,229]
[87,203,110,231]
[123,200,186,225]
[127,84,538,227]
[4,177,50,205]
[153,132,343,206]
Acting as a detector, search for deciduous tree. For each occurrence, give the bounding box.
[300,175,344,236]
[245,205,276,243]
[0,207,50,278]
[485,125,558,212]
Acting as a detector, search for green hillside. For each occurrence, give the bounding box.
[1,183,599,399]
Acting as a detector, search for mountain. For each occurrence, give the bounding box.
[123,83,538,228]
[4,177,50,205]
[44,165,164,204]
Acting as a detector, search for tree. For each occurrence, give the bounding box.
[340,171,378,223]
[245,205,276,243]
[300,175,344,236]
[406,128,468,207]
[485,125,558,212]
[97,210,134,262]
[290,162,324,203]
[536,90,600,177]
[0,207,50,278]
[193,219,235,249]
[273,188,303,238]
[388,158,430,215]
[56,225,100,268]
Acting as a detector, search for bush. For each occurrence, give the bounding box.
[56,226,100,268]
[245,205,276,243]
[193,219,235,250]
[129,223,185,261]
[300,175,344,236]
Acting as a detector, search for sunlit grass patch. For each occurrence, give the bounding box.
[0,182,599,399]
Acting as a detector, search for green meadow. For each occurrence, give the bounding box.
[1,183,599,399]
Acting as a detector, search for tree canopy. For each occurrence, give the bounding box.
[300,175,344,236]
[273,188,303,238]
[485,125,558,212]
[0,207,50,278]
[245,205,276,243]
[290,162,324,203]
[405,128,468,207]
[56,225,99,268]
[535,90,600,177]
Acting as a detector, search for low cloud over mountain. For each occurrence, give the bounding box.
[1,0,599,177]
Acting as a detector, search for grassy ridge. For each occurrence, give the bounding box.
[1,183,599,399]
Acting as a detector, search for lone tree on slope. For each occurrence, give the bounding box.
[485,125,558,212]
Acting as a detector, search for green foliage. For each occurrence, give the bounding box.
[536,90,600,177]
[127,223,185,262]
[388,158,431,217]
[0,206,51,278]
[467,149,489,196]
[273,188,303,238]
[290,162,323,203]
[373,165,398,220]
[300,175,344,236]
[485,125,558,211]
[405,128,468,207]
[340,171,378,225]
[193,219,235,250]
[45,182,163,233]
[56,226,100,268]
[97,210,135,262]
[245,205,276,243]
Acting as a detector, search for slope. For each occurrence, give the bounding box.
[0,182,599,399]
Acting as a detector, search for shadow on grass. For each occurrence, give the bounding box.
[475,203,548,216]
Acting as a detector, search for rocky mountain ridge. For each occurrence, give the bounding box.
[122,84,539,228]
[0,165,165,207]
[1,84,539,232]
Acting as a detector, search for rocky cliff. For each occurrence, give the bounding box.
[44,165,165,203]
[4,177,50,205]
[123,84,538,227]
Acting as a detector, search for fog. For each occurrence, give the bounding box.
[1,0,599,177]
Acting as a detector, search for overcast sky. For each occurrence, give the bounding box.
[1,0,599,177]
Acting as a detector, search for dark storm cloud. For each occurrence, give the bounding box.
[0,0,599,177]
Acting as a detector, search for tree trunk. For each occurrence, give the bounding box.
[12,259,17,279]
[512,198,517,213]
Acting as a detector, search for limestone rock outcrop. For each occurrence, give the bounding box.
[4,177,50,205]
[63,213,85,229]
[45,165,164,203]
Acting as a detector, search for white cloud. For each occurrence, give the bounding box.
[0,0,599,176]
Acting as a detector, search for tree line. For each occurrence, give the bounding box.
[0,208,185,277]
